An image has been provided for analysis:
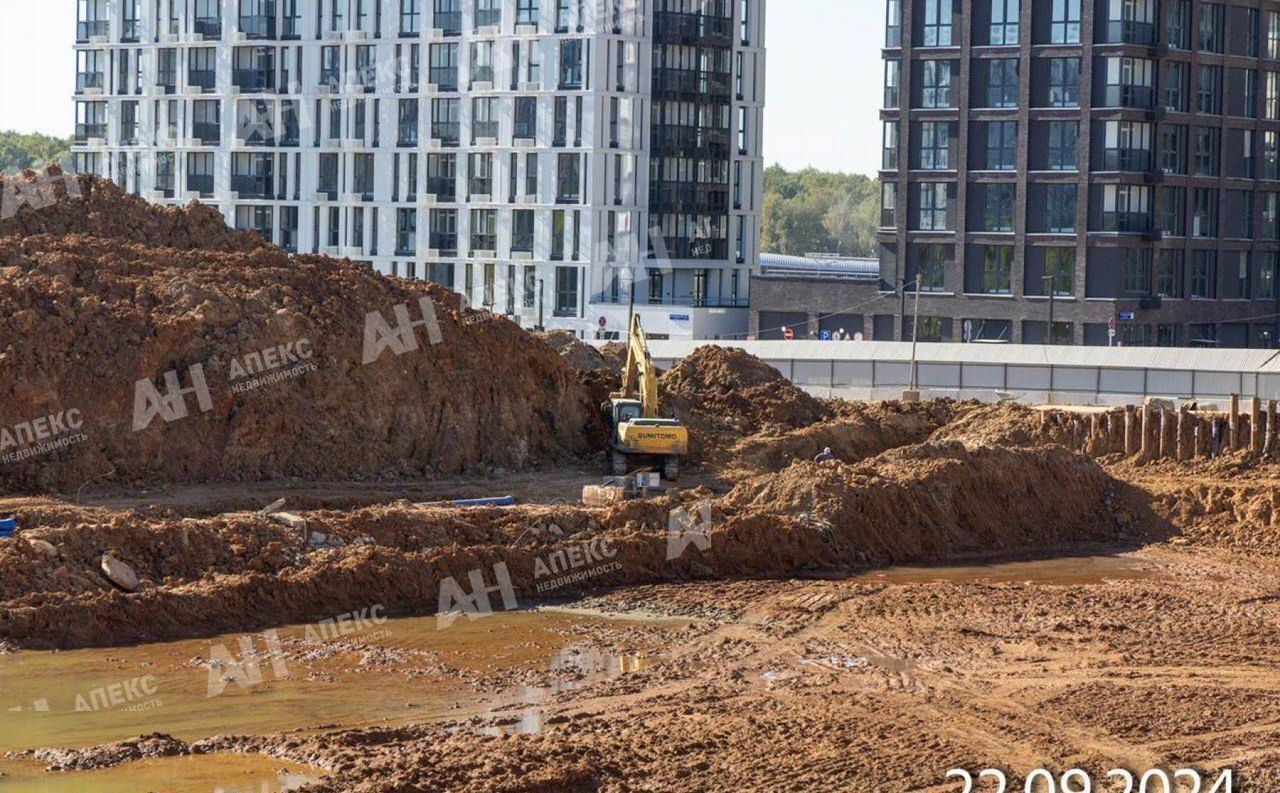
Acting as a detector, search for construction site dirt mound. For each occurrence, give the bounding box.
[722,441,1156,564]
[659,345,835,463]
[0,170,262,253]
[721,400,958,477]
[927,401,1052,447]
[535,330,618,375]
[0,177,596,492]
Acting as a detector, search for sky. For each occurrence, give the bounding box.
[0,1,882,177]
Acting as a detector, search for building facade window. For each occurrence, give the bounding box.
[1050,0,1081,44]
[922,0,954,46]
[989,0,1019,45]
[982,246,1013,294]
[1048,58,1079,107]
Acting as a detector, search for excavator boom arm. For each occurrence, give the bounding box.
[615,315,662,418]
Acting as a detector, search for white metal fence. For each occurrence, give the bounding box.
[622,340,1280,405]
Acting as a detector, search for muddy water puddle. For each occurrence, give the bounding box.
[858,554,1170,586]
[0,609,679,790]
[0,754,321,793]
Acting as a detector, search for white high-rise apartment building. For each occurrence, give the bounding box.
[72,0,765,340]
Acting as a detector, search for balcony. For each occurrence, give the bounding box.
[470,66,494,86]
[1103,20,1157,46]
[398,128,420,147]
[119,126,138,146]
[514,120,536,139]
[511,233,533,253]
[652,126,730,158]
[76,20,108,41]
[432,121,460,146]
[427,177,456,200]
[193,122,221,145]
[429,68,458,91]
[1101,148,1152,171]
[1103,85,1155,109]
[194,17,222,39]
[471,121,498,141]
[429,232,457,254]
[470,234,497,253]
[654,10,733,46]
[1101,211,1151,233]
[231,174,272,198]
[434,11,461,35]
[76,72,105,93]
[187,174,214,196]
[233,69,276,93]
[475,8,501,28]
[396,235,418,256]
[74,123,106,143]
[240,15,276,39]
[189,69,217,91]
[591,292,747,309]
[652,68,732,100]
[122,18,140,42]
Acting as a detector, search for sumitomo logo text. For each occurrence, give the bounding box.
[0,409,89,465]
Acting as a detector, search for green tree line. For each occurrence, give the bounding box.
[761,165,881,258]
[0,131,72,175]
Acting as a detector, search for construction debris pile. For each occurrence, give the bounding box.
[0,172,596,492]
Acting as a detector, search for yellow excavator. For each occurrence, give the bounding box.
[605,315,689,480]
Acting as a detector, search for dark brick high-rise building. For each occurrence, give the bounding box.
[874,0,1280,347]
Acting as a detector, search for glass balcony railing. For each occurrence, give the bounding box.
[186,174,214,195]
[76,73,104,92]
[74,123,106,142]
[427,177,456,199]
[194,17,222,39]
[428,232,456,253]
[1102,149,1153,171]
[239,15,276,38]
[471,121,498,140]
[189,69,216,90]
[434,11,461,35]
[1101,211,1151,233]
[432,121,460,145]
[76,20,109,40]
[1103,85,1155,108]
[193,122,221,144]
[1104,20,1156,46]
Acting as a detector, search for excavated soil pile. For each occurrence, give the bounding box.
[723,441,1154,563]
[0,438,1162,648]
[0,170,260,253]
[536,330,619,375]
[660,345,835,463]
[926,401,1053,447]
[0,174,595,491]
[722,399,961,477]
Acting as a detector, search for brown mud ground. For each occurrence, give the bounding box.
[2,174,1279,789]
[5,398,1280,790]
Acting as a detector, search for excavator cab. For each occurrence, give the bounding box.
[604,316,689,480]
